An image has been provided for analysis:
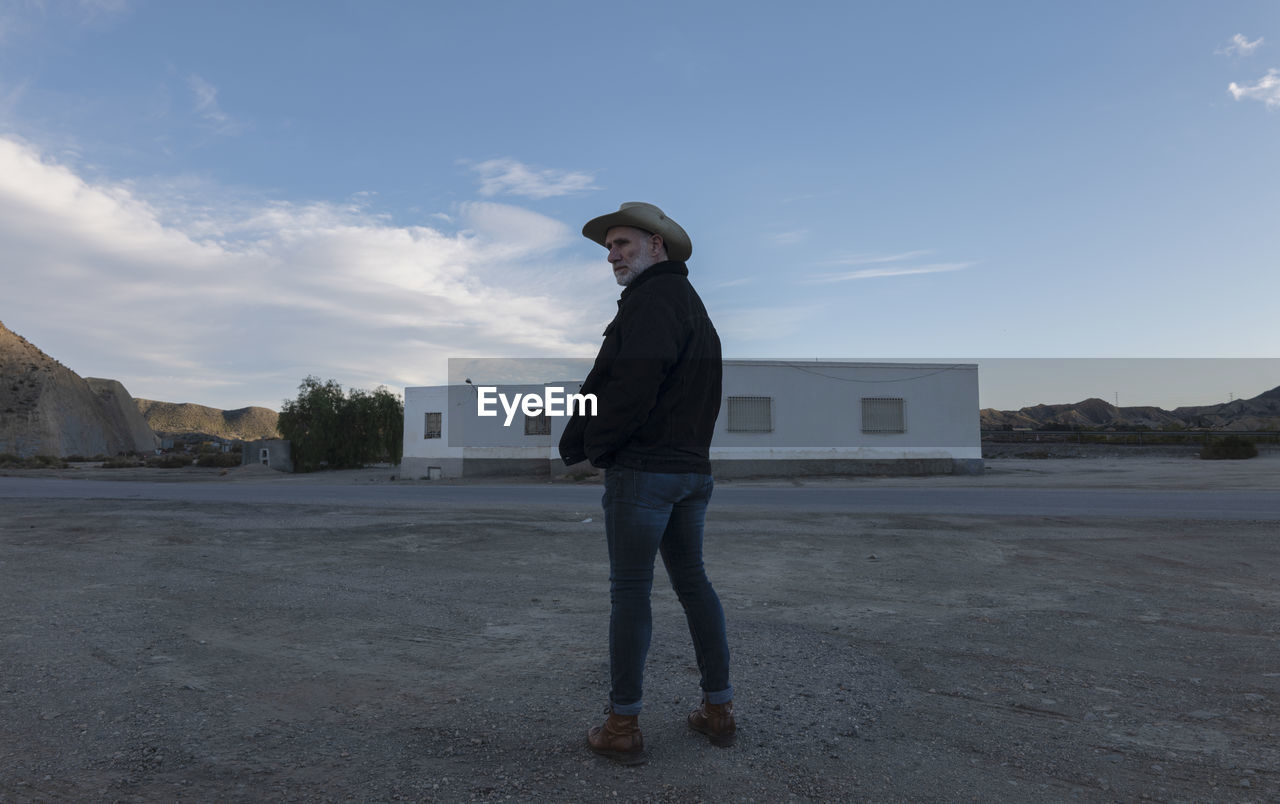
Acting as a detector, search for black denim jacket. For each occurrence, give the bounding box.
[558,260,722,474]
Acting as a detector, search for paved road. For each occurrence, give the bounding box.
[2,476,1278,520]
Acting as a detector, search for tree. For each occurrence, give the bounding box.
[277,376,404,472]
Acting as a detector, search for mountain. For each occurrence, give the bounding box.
[135,399,280,441]
[0,321,158,457]
[982,385,1280,431]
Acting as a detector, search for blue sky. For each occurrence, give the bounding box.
[1,0,1277,411]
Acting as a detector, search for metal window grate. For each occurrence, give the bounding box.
[727,396,773,433]
[424,411,442,439]
[861,397,905,433]
[524,412,551,436]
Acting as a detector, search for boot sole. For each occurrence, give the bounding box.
[690,723,736,748]
[588,744,647,766]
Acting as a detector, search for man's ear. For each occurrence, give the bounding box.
[650,234,665,257]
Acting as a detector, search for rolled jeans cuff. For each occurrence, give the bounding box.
[704,686,734,705]
[609,698,643,716]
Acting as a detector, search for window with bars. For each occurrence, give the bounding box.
[424,411,442,439]
[524,412,551,436]
[727,396,773,433]
[861,397,905,433]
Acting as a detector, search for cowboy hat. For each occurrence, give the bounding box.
[582,202,692,262]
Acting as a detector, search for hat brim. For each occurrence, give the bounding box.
[582,206,692,262]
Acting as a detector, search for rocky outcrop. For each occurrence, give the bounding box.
[0,321,158,457]
[86,378,163,452]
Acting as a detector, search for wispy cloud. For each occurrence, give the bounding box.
[1228,68,1280,109]
[768,229,809,246]
[187,74,242,134]
[803,249,972,283]
[0,136,614,409]
[0,78,29,119]
[471,158,597,199]
[815,250,934,267]
[805,263,973,283]
[1219,33,1263,58]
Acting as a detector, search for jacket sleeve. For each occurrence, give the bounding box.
[557,372,600,466]
[583,290,684,465]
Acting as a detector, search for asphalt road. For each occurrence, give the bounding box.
[2,476,1278,520]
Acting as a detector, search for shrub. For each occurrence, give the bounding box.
[101,457,143,469]
[1200,436,1258,460]
[196,452,241,468]
[148,454,193,469]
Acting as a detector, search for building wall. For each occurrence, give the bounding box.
[242,439,293,473]
[401,361,981,478]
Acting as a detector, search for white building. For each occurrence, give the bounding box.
[400,360,981,479]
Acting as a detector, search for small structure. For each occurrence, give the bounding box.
[400,360,981,479]
[242,439,293,473]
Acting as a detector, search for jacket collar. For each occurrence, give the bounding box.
[620,260,687,300]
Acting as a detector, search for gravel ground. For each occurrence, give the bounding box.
[1,459,1277,802]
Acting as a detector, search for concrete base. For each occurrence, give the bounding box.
[551,458,603,481]
[403,456,983,480]
[711,458,982,479]
[399,457,464,480]
[462,458,550,479]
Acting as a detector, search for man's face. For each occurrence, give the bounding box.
[605,226,661,287]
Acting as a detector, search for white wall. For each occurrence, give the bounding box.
[401,361,981,477]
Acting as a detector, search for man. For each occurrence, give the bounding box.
[559,202,735,765]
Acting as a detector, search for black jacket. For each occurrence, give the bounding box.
[559,260,722,474]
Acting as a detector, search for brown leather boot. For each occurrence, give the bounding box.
[688,699,736,747]
[587,707,645,765]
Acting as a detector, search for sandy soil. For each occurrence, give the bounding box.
[1,458,1277,802]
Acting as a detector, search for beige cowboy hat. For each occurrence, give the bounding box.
[582,202,692,262]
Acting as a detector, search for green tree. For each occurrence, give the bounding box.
[278,376,404,472]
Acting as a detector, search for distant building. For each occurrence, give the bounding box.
[400,360,980,480]
[243,439,292,473]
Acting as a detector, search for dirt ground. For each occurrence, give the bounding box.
[1,457,1277,802]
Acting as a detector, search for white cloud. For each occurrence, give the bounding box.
[1219,33,1263,58]
[1229,68,1280,108]
[186,74,242,133]
[816,250,934,267]
[471,158,598,199]
[805,249,971,283]
[768,229,809,246]
[0,136,614,409]
[805,263,973,283]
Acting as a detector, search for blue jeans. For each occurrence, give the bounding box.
[601,467,733,715]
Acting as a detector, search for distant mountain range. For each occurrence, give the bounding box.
[981,385,1280,431]
[1,321,279,456]
[134,399,279,441]
[3,320,1275,458]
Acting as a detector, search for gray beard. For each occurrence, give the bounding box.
[614,255,657,287]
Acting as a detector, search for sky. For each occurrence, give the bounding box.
[1,0,1278,412]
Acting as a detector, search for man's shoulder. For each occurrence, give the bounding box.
[630,268,701,302]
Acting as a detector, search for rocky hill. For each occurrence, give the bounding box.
[0,321,158,457]
[982,385,1280,431]
[135,399,280,441]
